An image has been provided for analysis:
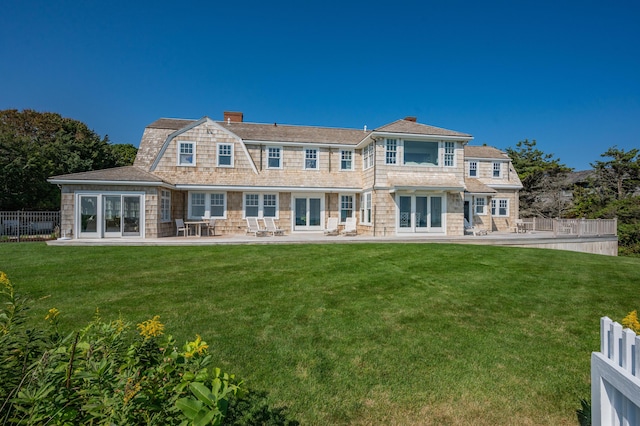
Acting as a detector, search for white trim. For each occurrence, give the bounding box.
[244,139,358,149]
[340,149,354,171]
[267,146,283,169]
[187,191,227,219]
[177,140,196,167]
[217,142,234,167]
[242,192,279,219]
[48,179,170,187]
[369,131,473,143]
[175,184,360,192]
[74,190,145,239]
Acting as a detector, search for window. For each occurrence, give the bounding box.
[403,141,438,166]
[475,197,486,215]
[385,139,397,164]
[469,161,478,177]
[360,192,372,224]
[178,142,195,166]
[268,147,281,169]
[340,195,354,222]
[340,150,353,170]
[304,148,318,170]
[191,193,206,217]
[493,162,502,178]
[188,192,227,218]
[491,199,509,217]
[244,193,278,218]
[444,142,455,167]
[160,190,171,222]
[363,143,374,169]
[210,193,225,217]
[217,143,233,167]
[263,194,277,217]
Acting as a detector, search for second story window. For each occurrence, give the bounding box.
[404,141,438,166]
[217,143,233,167]
[385,139,397,164]
[178,142,195,166]
[268,147,281,169]
[304,148,318,170]
[493,162,502,178]
[444,142,455,167]
[469,161,478,177]
[341,150,353,170]
[363,143,374,169]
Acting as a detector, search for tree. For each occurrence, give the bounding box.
[591,146,640,201]
[109,143,138,167]
[505,139,572,217]
[0,109,137,210]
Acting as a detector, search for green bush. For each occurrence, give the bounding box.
[0,271,297,425]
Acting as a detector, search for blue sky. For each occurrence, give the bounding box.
[2,0,638,170]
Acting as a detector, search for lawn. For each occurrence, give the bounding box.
[2,243,639,425]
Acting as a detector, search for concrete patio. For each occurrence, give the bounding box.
[47,231,619,255]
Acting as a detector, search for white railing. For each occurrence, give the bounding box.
[591,317,640,425]
[522,218,617,237]
[0,211,60,242]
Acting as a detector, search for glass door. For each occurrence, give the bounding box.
[293,196,323,231]
[104,195,122,237]
[416,196,428,231]
[123,196,141,236]
[79,195,99,238]
[396,194,445,233]
[398,196,412,232]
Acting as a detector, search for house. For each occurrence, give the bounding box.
[48,112,522,239]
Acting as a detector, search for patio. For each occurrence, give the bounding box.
[46,231,619,256]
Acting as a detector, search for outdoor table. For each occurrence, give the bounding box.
[184,221,207,237]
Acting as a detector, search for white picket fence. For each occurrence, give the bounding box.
[591,316,640,425]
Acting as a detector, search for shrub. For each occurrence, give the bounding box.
[0,272,297,425]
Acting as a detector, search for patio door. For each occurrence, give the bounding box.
[103,195,141,237]
[293,195,323,231]
[78,195,99,238]
[397,194,444,233]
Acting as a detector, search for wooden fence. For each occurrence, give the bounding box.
[0,211,60,243]
[521,218,617,237]
[591,317,640,425]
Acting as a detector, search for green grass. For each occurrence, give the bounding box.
[2,243,640,425]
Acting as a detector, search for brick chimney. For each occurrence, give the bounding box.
[404,116,417,122]
[223,111,243,123]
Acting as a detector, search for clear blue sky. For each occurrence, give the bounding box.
[2,0,638,170]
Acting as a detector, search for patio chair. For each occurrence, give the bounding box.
[323,217,339,236]
[204,218,217,236]
[464,218,487,236]
[263,217,285,236]
[246,217,267,237]
[175,218,188,237]
[341,217,357,236]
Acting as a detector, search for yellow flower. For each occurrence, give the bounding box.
[123,377,142,405]
[0,271,12,292]
[622,310,640,334]
[183,334,209,358]
[111,318,127,334]
[137,315,164,339]
[45,307,60,322]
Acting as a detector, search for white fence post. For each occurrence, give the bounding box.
[592,316,640,425]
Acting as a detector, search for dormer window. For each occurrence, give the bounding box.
[493,162,502,178]
[469,161,478,177]
[268,147,282,169]
[217,143,234,167]
[178,142,195,166]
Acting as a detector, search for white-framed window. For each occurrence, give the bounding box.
[268,147,282,169]
[340,195,354,222]
[491,199,509,217]
[160,190,171,222]
[493,162,502,178]
[188,192,226,218]
[210,193,226,217]
[217,143,234,167]
[475,197,486,215]
[469,161,478,177]
[243,193,278,218]
[403,141,439,166]
[360,192,372,225]
[178,141,195,166]
[304,148,318,170]
[444,142,455,167]
[363,143,374,169]
[385,139,397,164]
[340,150,353,170]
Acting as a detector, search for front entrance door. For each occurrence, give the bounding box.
[397,194,444,233]
[293,195,323,231]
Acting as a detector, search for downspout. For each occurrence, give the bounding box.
[260,145,263,171]
[328,148,332,173]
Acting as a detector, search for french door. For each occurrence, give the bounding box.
[77,193,143,238]
[293,195,323,231]
[397,194,444,233]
